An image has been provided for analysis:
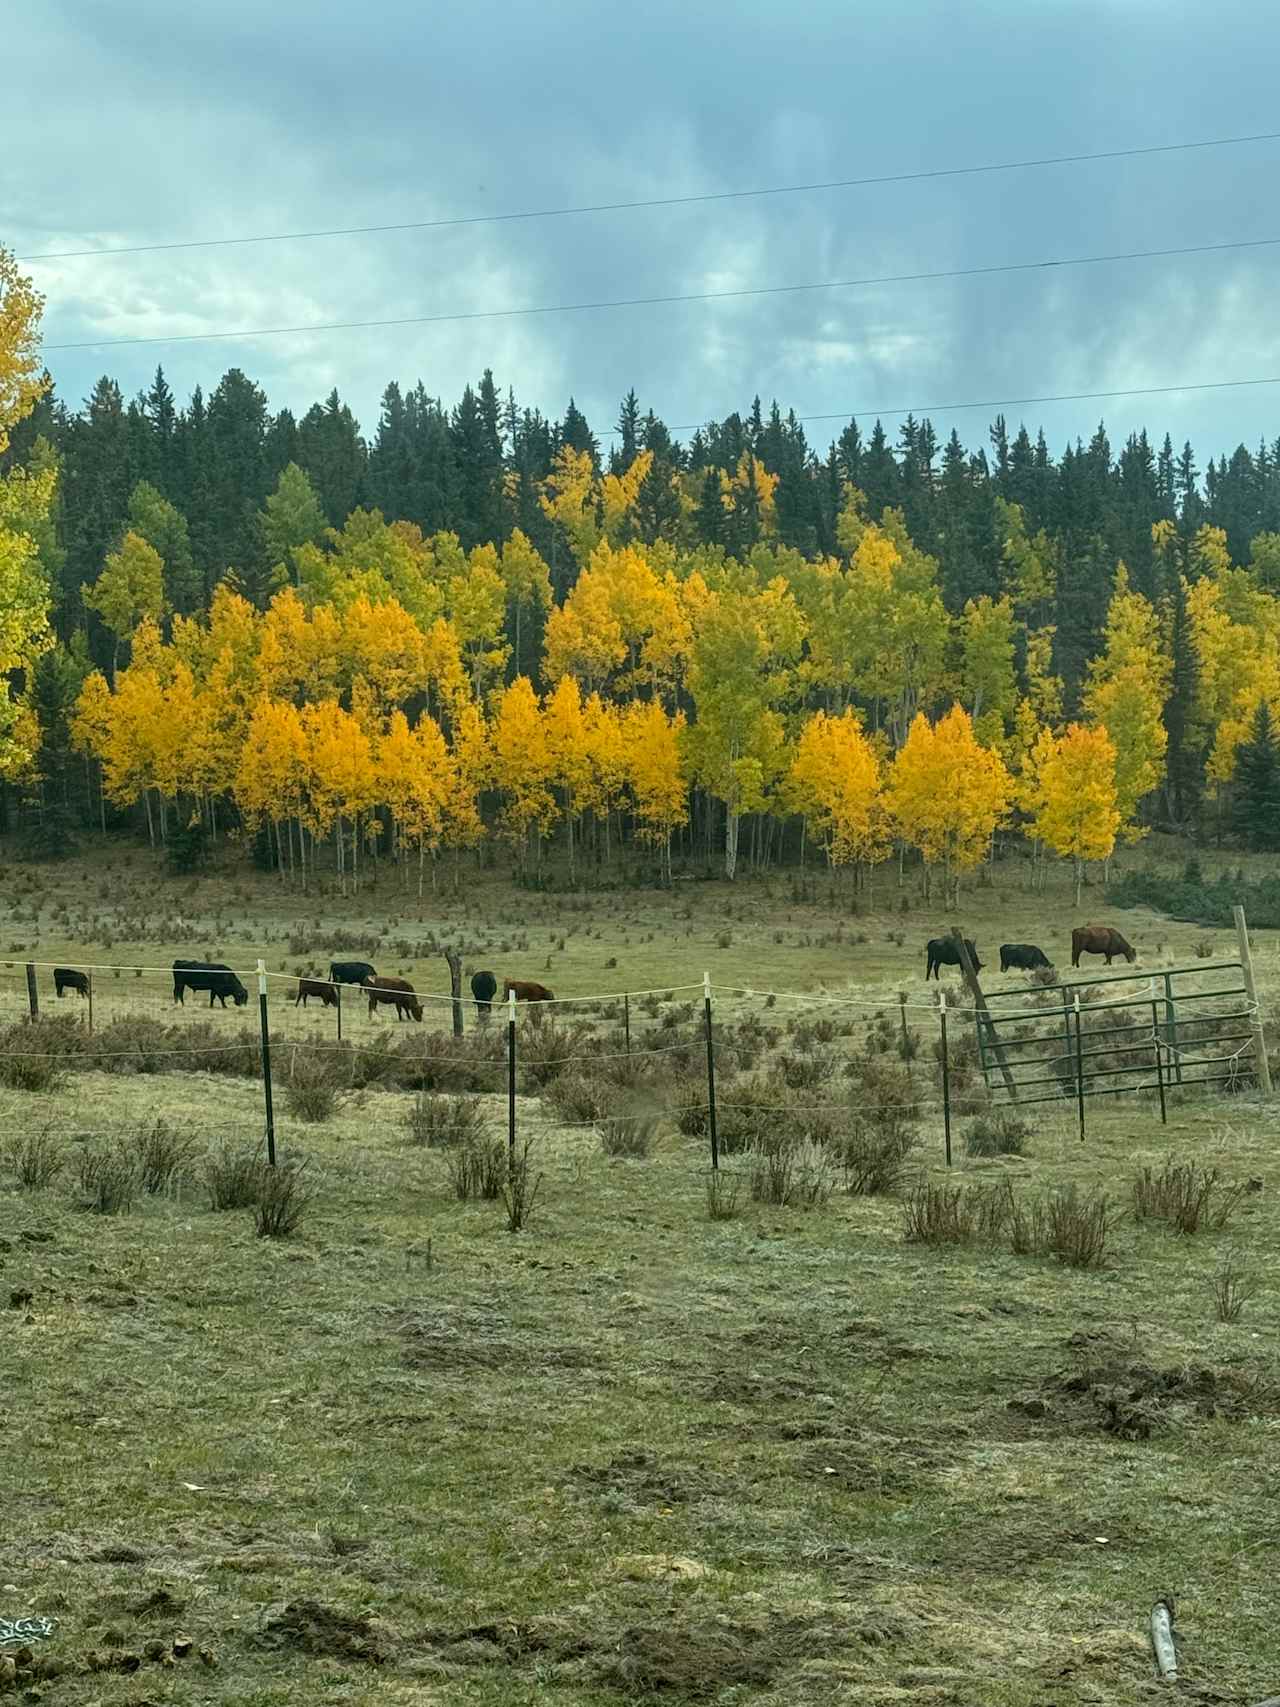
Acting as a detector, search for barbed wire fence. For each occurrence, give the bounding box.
[0,936,1270,1179]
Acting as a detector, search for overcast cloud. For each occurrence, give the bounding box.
[7,0,1280,461]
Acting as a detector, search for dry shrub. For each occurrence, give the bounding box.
[395,1029,505,1093]
[446,1136,507,1201]
[502,1136,542,1231]
[0,1023,67,1092]
[406,1091,488,1148]
[902,1178,978,1246]
[705,1169,741,1220]
[599,1109,659,1158]
[1213,1251,1256,1322]
[133,1118,199,1192]
[517,1018,596,1090]
[1043,1184,1115,1268]
[776,1045,839,1092]
[204,1139,269,1209]
[254,1159,312,1238]
[1133,1159,1247,1234]
[284,1048,345,1123]
[544,1071,617,1125]
[841,1124,916,1196]
[964,1111,1032,1157]
[76,1141,140,1214]
[4,1126,64,1190]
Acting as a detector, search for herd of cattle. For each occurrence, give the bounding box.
[41,925,1135,1020]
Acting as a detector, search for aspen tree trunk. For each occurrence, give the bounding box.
[143,791,155,847]
[724,807,740,881]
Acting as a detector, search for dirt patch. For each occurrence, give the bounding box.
[1005,1336,1278,1440]
[571,1448,721,1507]
[254,1599,393,1664]
[395,1303,596,1373]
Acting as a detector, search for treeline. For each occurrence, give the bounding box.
[8,337,1280,885]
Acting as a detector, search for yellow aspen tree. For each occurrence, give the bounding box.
[601,450,652,541]
[539,446,600,566]
[301,700,376,893]
[83,530,165,681]
[441,707,486,880]
[377,709,454,893]
[580,691,627,866]
[0,455,55,777]
[499,528,552,678]
[623,699,687,882]
[341,595,428,712]
[1028,723,1120,904]
[449,545,511,692]
[886,706,1011,904]
[490,676,555,868]
[959,595,1017,746]
[0,247,47,453]
[787,709,886,881]
[236,698,308,881]
[543,675,591,884]
[542,565,627,690]
[1082,564,1171,839]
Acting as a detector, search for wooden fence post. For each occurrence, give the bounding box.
[1162,971,1182,1086]
[25,962,38,1021]
[444,948,464,1039]
[1233,904,1272,1094]
[948,929,1018,1101]
[335,981,342,1042]
[1150,998,1168,1125]
[1072,993,1086,1143]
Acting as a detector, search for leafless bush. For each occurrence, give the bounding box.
[964,1111,1032,1157]
[445,1136,507,1201]
[4,1126,64,1190]
[777,1045,839,1091]
[840,1124,916,1195]
[133,1118,199,1192]
[1213,1250,1257,1322]
[0,1024,66,1092]
[1194,938,1215,959]
[502,1136,542,1231]
[517,1019,596,1090]
[76,1141,140,1214]
[544,1071,616,1125]
[902,1178,978,1246]
[284,1050,342,1123]
[599,1109,659,1158]
[407,1091,488,1148]
[705,1169,741,1220]
[1132,1159,1248,1234]
[254,1159,313,1238]
[204,1140,269,1210]
[1043,1184,1115,1268]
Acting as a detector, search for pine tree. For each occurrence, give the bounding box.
[1232,700,1280,849]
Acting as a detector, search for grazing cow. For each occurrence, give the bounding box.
[471,968,497,1018]
[364,974,423,1022]
[172,959,249,1008]
[54,967,90,999]
[503,979,555,1003]
[329,959,377,986]
[925,938,982,981]
[999,943,1052,973]
[295,977,339,1009]
[1071,925,1136,967]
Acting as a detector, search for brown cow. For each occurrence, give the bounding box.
[364,974,423,1021]
[503,979,555,1004]
[1071,924,1136,967]
[295,977,339,1008]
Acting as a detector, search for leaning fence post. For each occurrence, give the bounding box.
[507,987,517,1173]
[1072,993,1086,1143]
[1150,998,1168,1125]
[1233,903,1272,1094]
[25,962,38,1022]
[938,989,952,1168]
[257,959,276,1167]
[703,972,719,1172]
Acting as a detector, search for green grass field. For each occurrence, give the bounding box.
[2,837,1277,1704]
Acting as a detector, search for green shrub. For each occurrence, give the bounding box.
[133,1119,199,1193]
[77,1142,140,1214]
[964,1111,1032,1158]
[204,1140,269,1210]
[407,1092,488,1148]
[5,1126,64,1190]
[253,1159,313,1238]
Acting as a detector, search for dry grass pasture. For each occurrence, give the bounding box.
[1,836,1278,1705]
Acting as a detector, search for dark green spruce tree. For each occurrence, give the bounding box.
[1232,701,1280,849]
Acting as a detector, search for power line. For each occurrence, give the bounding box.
[644,376,1280,437]
[17,129,1280,263]
[40,233,1280,352]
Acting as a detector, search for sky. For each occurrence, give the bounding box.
[6,0,1280,464]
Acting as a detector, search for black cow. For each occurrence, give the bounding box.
[329,959,377,986]
[925,938,982,981]
[295,977,339,1008]
[54,967,90,999]
[999,943,1052,973]
[172,959,248,1008]
[471,968,497,1018]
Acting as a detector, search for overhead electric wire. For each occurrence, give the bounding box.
[17,129,1280,263]
[40,232,1280,352]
